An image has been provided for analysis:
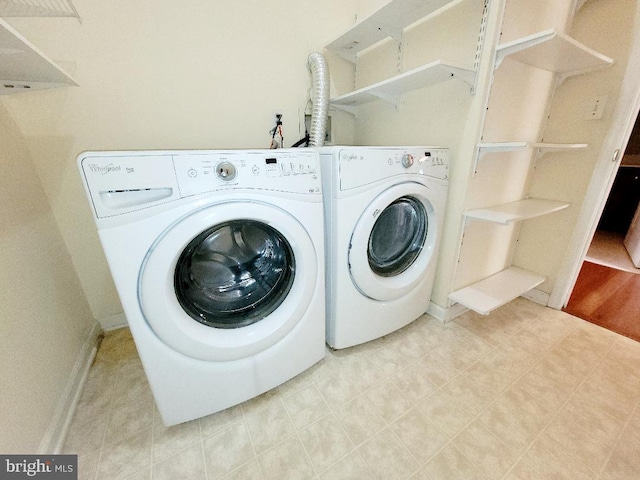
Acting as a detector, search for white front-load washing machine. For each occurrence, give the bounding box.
[318,146,449,349]
[78,149,325,425]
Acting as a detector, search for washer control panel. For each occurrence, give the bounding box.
[173,150,320,198]
[337,147,449,191]
[79,149,321,219]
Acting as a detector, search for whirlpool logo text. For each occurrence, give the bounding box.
[87,163,121,175]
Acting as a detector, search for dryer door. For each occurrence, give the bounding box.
[349,182,438,301]
[139,200,317,361]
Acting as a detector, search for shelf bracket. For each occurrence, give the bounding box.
[369,90,401,108]
[472,142,529,176]
[330,103,358,116]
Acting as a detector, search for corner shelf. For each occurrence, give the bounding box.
[325,0,456,62]
[330,60,475,114]
[464,198,569,225]
[0,18,78,94]
[495,29,614,79]
[449,267,546,315]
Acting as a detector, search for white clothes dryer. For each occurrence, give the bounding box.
[317,146,449,349]
[78,149,325,425]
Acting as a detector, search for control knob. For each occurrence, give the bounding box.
[216,162,237,181]
[401,154,414,168]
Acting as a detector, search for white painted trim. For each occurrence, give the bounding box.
[99,311,128,331]
[549,5,640,309]
[427,300,468,323]
[521,288,550,308]
[38,322,102,454]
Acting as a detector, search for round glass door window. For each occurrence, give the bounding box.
[174,220,295,329]
[367,196,427,277]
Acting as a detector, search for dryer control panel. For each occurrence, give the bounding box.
[336,147,449,191]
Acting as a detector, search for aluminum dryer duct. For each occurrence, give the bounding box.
[307,52,329,147]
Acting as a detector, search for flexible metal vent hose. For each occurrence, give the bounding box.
[307,52,330,147]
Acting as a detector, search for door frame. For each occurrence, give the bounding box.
[549,6,640,309]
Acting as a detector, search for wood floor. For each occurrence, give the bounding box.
[564,261,640,342]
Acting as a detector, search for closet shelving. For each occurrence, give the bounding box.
[0,18,77,94]
[473,142,588,173]
[495,29,613,78]
[450,15,613,315]
[464,198,569,225]
[325,0,475,114]
[326,0,455,62]
[330,60,475,114]
[0,0,79,18]
[449,267,545,315]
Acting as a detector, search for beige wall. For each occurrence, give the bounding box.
[2,0,358,327]
[0,102,96,453]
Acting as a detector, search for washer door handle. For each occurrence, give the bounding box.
[99,188,173,209]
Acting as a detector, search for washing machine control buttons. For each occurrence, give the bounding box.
[401,154,414,168]
[216,162,237,181]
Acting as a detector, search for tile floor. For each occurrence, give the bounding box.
[64,298,640,480]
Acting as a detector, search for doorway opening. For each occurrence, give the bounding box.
[564,115,640,341]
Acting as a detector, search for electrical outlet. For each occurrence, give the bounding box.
[587,95,608,120]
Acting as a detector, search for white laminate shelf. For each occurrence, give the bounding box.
[0,0,79,17]
[330,60,475,114]
[0,18,78,94]
[533,142,589,156]
[464,198,569,225]
[449,267,546,315]
[495,29,613,78]
[473,142,588,174]
[325,0,456,62]
[478,142,588,153]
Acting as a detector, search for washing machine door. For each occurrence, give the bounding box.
[349,182,437,301]
[139,200,317,361]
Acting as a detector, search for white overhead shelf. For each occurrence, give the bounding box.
[495,29,614,77]
[478,142,588,153]
[0,18,78,94]
[477,142,528,154]
[472,142,588,174]
[464,198,569,225]
[449,267,546,315]
[533,142,589,157]
[0,0,79,17]
[325,0,455,62]
[330,60,475,114]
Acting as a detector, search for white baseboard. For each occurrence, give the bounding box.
[99,311,128,331]
[521,288,550,307]
[38,321,102,454]
[427,301,468,323]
